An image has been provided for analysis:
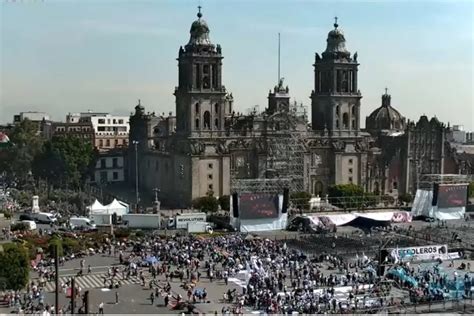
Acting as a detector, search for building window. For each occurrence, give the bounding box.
[195,118,200,129]
[107,119,111,124]
[118,119,123,124]
[336,120,339,128]
[195,103,200,113]
[351,106,356,115]
[208,174,213,180]
[99,139,104,147]
[342,113,349,129]
[113,119,117,124]
[112,158,118,168]
[349,168,353,174]
[115,139,119,146]
[348,177,353,183]
[112,172,118,180]
[214,103,219,113]
[100,159,106,168]
[352,119,356,129]
[214,118,219,129]
[208,163,213,169]
[336,106,340,116]
[106,139,110,147]
[393,181,398,190]
[208,184,213,191]
[100,171,107,183]
[98,119,105,124]
[203,111,211,129]
[349,159,353,164]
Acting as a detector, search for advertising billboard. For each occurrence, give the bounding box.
[436,184,468,208]
[239,193,279,220]
[390,244,448,262]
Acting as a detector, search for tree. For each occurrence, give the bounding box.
[398,193,413,204]
[469,182,474,198]
[48,236,63,258]
[218,195,230,211]
[327,184,377,209]
[0,243,30,290]
[192,196,219,213]
[0,119,44,187]
[32,136,96,189]
[290,191,312,210]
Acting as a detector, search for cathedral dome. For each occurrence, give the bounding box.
[366,90,406,131]
[322,18,350,59]
[187,8,212,46]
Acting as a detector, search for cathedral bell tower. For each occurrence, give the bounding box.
[175,7,232,136]
[311,18,362,136]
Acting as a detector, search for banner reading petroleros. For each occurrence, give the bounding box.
[390,245,448,262]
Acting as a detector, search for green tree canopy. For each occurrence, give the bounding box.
[469,182,474,198]
[327,184,376,209]
[218,195,230,211]
[290,191,312,210]
[0,243,30,291]
[32,136,96,188]
[192,196,219,213]
[0,119,44,186]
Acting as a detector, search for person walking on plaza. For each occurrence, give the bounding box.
[115,291,119,304]
[98,302,104,314]
[150,292,155,305]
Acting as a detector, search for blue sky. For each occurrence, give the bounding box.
[1,0,473,129]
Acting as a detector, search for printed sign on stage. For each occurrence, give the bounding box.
[239,193,279,219]
[390,244,448,262]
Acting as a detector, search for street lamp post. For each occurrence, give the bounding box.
[132,140,139,211]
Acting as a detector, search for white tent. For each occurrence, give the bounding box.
[104,199,128,216]
[87,199,105,212]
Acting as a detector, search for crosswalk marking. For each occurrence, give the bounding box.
[42,273,142,292]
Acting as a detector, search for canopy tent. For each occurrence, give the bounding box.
[88,199,129,216]
[87,200,105,212]
[104,199,128,216]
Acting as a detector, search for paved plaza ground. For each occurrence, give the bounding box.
[1,219,473,314]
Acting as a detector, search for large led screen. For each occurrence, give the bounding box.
[239,193,279,219]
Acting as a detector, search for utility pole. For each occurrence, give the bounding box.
[54,244,59,314]
[278,32,281,82]
[132,140,139,211]
[71,277,75,314]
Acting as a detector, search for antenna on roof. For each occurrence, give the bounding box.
[278,32,281,83]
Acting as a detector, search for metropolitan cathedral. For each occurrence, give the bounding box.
[129,9,460,208]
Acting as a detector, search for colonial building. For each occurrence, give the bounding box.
[66,112,129,151]
[128,10,376,207]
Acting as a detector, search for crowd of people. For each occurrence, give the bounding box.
[2,227,472,314]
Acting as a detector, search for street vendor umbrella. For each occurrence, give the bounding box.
[145,256,158,265]
[244,234,254,240]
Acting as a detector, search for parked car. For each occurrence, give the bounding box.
[32,212,57,224]
[19,214,34,221]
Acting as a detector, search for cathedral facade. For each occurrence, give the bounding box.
[128,10,465,208]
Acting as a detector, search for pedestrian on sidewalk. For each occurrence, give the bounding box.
[150,292,155,305]
[98,302,104,314]
[115,291,119,304]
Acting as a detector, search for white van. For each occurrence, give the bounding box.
[20,220,37,231]
[70,217,96,231]
[32,212,57,224]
